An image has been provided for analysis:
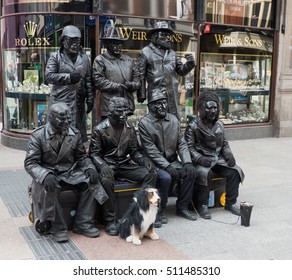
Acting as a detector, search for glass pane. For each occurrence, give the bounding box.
[1,14,94,135]
[200,52,272,124]
[205,0,274,28]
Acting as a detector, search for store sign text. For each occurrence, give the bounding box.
[119,28,183,43]
[214,34,273,51]
[15,37,50,47]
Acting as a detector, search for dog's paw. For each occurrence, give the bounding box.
[133,238,142,245]
[145,229,159,240]
[148,232,159,240]
[126,236,133,243]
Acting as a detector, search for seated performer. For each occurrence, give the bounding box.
[185,91,245,219]
[138,89,197,227]
[88,96,157,236]
[24,103,102,243]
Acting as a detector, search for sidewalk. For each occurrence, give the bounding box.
[1,133,292,260]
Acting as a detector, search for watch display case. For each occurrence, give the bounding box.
[200,53,272,124]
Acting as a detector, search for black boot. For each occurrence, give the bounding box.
[198,205,211,219]
[73,187,100,238]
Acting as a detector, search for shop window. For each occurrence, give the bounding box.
[205,0,274,28]
[200,52,272,124]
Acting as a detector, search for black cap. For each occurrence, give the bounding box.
[148,89,167,104]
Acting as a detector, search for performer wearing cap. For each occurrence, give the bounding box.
[45,25,94,142]
[138,89,197,227]
[92,24,140,120]
[137,21,195,119]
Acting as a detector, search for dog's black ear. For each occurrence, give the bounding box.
[136,189,149,212]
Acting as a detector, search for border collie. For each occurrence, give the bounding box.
[119,187,160,245]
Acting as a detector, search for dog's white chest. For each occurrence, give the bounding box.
[139,204,158,236]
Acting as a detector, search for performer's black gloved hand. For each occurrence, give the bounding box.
[142,158,156,173]
[182,163,196,180]
[165,165,179,182]
[124,81,133,91]
[184,53,195,67]
[85,169,99,184]
[197,156,213,167]
[43,174,60,192]
[225,154,236,167]
[70,72,81,84]
[100,163,114,178]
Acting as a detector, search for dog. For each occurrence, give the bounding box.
[119,187,160,245]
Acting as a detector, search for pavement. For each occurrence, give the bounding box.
[1,125,292,262]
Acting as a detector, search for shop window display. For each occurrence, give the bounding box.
[200,53,271,124]
[3,46,93,134]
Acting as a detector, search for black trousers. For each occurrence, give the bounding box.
[100,162,157,222]
[195,165,240,208]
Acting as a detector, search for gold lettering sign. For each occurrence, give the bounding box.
[215,32,273,52]
[15,21,51,47]
[119,27,183,43]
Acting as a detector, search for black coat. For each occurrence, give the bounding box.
[45,50,93,142]
[137,43,194,118]
[24,123,98,220]
[138,112,192,169]
[185,117,245,186]
[89,119,146,169]
[92,51,140,116]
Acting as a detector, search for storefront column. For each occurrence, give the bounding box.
[275,0,292,137]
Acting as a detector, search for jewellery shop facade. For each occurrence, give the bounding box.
[0,0,279,150]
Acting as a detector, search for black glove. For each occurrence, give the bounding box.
[123,81,133,91]
[184,53,195,67]
[100,163,114,178]
[85,169,99,184]
[137,97,146,103]
[197,156,213,167]
[86,101,94,114]
[182,163,196,180]
[165,165,179,182]
[142,158,156,173]
[43,174,60,192]
[70,72,81,84]
[225,154,236,167]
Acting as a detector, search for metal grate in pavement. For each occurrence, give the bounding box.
[19,226,86,260]
[0,170,31,217]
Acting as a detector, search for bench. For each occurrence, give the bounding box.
[28,175,226,230]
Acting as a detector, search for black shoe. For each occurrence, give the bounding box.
[176,209,197,221]
[225,204,241,216]
[198,205,211,219]
[51,230,69,243]
[154,214,162,228]
[105,222,119,236]
[160,209,168,224]
[73,226,100,238]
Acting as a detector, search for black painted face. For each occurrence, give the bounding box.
[205,101,218,121]
[50,106,71,134]
[157,31,171,49]
[108,101,128,126]
[63,36,81,55]
[107,40,123,57]
[149,99,167,119]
